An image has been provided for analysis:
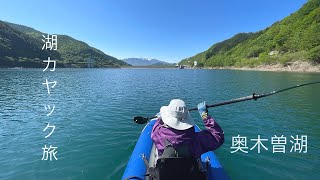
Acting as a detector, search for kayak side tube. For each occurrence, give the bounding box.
[122,119,156,180]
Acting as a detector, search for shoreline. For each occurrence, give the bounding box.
[2,61,320,73]
[205,61,320,73]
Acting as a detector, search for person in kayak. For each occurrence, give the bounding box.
[151,99,224,158]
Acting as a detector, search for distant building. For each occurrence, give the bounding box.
[86,59,95,68]
[175,64,185,69]
[194,61,198,67]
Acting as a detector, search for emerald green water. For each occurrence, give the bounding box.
[0,69,319,180]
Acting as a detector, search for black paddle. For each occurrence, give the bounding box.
[133,116,155,124]
[133,81,320,124]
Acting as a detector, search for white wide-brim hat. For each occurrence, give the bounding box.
[160,99,195,130]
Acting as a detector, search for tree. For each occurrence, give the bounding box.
[308,45,320,63]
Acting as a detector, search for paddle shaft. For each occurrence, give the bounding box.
[134,81,320,122]
[188,81,320,111]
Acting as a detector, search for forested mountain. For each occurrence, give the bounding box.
[180,0,320,67]
[122,58,169,66]
[0,21,128,68]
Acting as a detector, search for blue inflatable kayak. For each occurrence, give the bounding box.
[122,119,229,180]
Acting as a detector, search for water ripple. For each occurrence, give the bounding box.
[0,69,319,180]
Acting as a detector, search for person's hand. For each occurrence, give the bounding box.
[197,101,208,117]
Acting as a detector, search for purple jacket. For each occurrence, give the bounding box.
[151,114,224,158]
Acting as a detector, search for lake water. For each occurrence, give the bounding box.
[0,68,319,180]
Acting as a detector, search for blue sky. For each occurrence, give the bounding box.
[1,0,307,63]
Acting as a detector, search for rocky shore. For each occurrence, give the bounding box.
[207,61,320,73]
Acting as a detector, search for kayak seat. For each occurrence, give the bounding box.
[146,140,207,180]
[151,157,207,180]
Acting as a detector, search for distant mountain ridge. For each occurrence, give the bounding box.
[122,58,169,66]
[0,21,128,68]
[179,0,320,67]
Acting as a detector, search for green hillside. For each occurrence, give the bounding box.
[0,21,61,67]
[0,21,128,68]
[180,0,320,67]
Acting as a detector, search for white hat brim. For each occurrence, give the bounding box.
[160,106,195,130]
